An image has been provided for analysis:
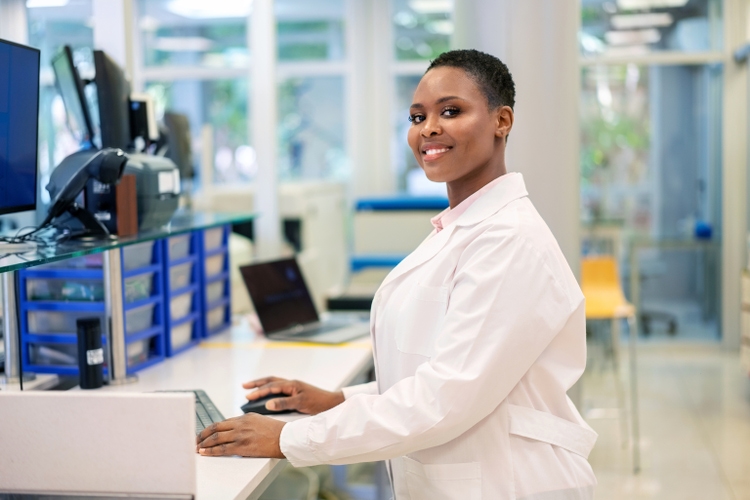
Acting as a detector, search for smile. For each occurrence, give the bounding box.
[421,146,452,161]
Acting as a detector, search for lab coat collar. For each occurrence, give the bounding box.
[379,173,528,290]
[453,172,528,228]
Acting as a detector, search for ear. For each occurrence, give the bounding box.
[494,106,514,140]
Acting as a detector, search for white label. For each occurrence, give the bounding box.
[158,171,175,194]
[86,348,104,366]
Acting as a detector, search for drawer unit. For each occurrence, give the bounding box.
[162,231,203,356]
[19,242,166,376]
[198,225,232,337]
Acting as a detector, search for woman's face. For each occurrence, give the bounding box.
[407,66,511,186]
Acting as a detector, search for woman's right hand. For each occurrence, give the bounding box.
[242,377,345,415]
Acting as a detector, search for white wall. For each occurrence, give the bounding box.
[453,0,581,274]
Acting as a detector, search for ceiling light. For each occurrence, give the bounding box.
[611,13,673,29]
[408,0,453,15]
[617,0,688,9]
[26,0,68,7]
[167,0,252,19]
[605,28,661,46]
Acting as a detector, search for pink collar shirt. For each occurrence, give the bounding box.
[430,173,513,233]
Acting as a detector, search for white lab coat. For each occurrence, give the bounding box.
[280,173,597,500]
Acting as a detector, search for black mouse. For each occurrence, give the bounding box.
[240,394,294,415]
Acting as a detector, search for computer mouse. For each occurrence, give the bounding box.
[240,394,294,415]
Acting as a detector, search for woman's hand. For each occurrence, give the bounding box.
[242,376,345,415]
[196,414,286,458]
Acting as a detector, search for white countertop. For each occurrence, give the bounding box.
[104,318,373,500]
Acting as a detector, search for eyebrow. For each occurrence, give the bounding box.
[409,95,465,110]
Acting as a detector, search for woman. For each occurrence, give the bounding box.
[197,49,598,500]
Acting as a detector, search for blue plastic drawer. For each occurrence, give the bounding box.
[170,320,195,351]
[26,278,104,302]
[122,241,156,271]
[169,262,193,290]
[203,227,224,251]
[27,311,105,335]
[125,303,156,335]
[167,235,191,261]
[169,292,193,321]
[124,272,155,303]
[28,342,78,366]
[205,280,225,305]
[204,254,225,277]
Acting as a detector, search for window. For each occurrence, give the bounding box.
[391,0,453,194]
[580,0,723,58]
[26,0,93,203]
[138,0,250,68]
[276,0,347,181]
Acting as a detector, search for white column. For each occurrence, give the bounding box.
[0,0,28,44]
[721,0,749,350]
[346,0,395,199]
[251,0,282,258]
[91,0,135,78]
[452,0,581,274]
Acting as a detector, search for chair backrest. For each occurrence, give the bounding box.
[581,256,622,289]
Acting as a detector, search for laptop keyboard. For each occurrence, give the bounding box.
[294,323,350,338]
[159,389,225,434]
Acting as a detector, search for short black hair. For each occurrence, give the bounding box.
[426,49,515,111]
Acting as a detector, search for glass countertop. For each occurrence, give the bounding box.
[0,211,255,274]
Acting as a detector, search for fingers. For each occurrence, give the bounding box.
[196,419,237,444]
[267,394,301,412]
[245,380,296,401]
[196,429,234,450]
[242,376,284,389]
[198,442,238,457]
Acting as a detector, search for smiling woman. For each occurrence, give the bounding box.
[197,49,598,500]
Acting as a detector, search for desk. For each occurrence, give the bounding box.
[102,319,374,500]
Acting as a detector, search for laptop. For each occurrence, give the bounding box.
[0,391,196,498]
[240,257,370,344]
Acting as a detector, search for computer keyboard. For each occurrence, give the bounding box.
[159,389,225,434]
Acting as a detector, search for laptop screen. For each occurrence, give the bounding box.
[240,258,319,334]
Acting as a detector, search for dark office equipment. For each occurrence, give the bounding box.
[52,45,94,148]
[76,317,104,389]
[326,295,374,312]
[162,112,194,180]
[241,394,294,415]
[0,38,40,216]
[43,148,128,237]
[240,257,369,344]
[161,390,225,434]
[122,153,180,231]
[92,49,132,150]
[130,94,158,144]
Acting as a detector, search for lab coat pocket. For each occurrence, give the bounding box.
[403,456,481,500]
[396,284,448,357]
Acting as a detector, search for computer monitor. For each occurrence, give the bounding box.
[0,38,40,216]
[163,111,194,179]
[51,45,95,148]
[91,49,131,150]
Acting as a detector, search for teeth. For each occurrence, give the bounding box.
[424,148,449,155]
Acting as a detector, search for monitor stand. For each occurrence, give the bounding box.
[65,204,116,242]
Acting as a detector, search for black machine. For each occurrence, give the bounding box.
[48,45,180,237]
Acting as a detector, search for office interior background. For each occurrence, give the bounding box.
[0,0,749,498]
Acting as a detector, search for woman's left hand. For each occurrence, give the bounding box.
[196,413,287,458]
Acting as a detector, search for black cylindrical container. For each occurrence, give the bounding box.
[76,317,104,389]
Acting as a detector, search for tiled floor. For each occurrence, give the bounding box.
[582,341,750,500]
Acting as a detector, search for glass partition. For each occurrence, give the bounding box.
[581,61,723,340]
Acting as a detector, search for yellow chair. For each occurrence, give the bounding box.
[581,256,641,473]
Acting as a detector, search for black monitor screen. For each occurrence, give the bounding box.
[52,45,93,147]
[0,39,40,216]
[239,258,319,333]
